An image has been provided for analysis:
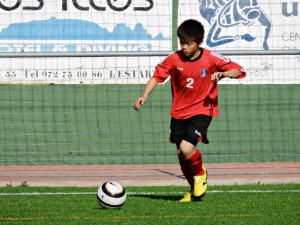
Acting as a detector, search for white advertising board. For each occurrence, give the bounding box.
[0,0,172,53]
[0,0,299,84]
[179,0,299,51]
[0,56,163,84]
[0,0,172,84]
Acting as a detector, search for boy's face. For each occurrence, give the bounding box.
[179,39,202,59]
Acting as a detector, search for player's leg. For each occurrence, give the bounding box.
[177,147,195,202]
[179,140,207,198]
[169,118,195,198]
[176,141,197,202]
[180,115,211,198]
[170,115,211,201]
[177,147,194,189]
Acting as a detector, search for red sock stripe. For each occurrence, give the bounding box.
[184,149,204,176]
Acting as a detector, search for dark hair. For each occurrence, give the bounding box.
[177,19,205,43]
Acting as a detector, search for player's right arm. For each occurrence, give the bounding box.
[134,77,158,111]
[134,53,174,111]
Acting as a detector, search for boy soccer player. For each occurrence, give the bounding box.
[134,19,246,202]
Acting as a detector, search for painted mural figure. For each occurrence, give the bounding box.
[199,0,271,50]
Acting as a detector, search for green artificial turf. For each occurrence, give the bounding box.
[0,184,299,225]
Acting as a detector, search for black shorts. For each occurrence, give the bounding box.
[169,115,212,148]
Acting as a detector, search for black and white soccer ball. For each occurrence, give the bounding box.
[97,181,126,209]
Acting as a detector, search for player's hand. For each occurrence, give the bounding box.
[211,72,225,82]
[134,97,147,111]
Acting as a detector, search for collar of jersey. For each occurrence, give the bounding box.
[185,47,203,62]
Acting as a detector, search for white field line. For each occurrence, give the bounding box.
[0,189,299,196]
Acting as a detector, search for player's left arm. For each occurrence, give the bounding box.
[211,69,244,82]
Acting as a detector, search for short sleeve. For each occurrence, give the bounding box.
[153,54,174,83]
[211,51,246,79]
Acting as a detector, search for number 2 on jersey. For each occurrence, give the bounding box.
[186,78,194,89]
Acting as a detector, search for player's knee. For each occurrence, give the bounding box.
[179,140,195,158]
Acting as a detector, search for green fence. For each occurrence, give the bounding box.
[0,84,299,165]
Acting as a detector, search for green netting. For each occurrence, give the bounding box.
[0,84,299,165]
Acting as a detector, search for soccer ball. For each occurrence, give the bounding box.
[97,181,126,209]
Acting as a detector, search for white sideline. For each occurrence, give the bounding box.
[0,189,299,196]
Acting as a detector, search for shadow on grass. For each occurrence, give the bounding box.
[131,194,180,201]
[131,194,205,202]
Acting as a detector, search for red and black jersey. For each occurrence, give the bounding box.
[153,48,246,119]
